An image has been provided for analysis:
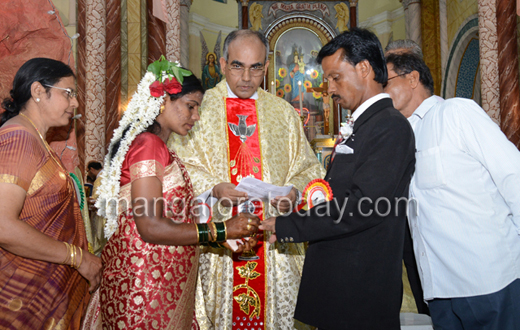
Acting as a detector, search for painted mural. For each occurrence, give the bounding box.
[200,31,223,91]
[240,1,350,36]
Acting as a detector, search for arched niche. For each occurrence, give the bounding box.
[264,14,337,138]
[442,15,481,105]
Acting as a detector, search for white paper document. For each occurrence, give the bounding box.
[235,177,293,200]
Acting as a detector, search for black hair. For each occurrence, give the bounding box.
[385,52,434,96]
[87,161,103,170]
[109,70,204,161]
[317,28,387,84]
[1,58,75,126]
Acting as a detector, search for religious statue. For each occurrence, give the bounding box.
[249,3,264,31]
[334,3,350,33]
[200,30,222,91]
[288,47,305,102]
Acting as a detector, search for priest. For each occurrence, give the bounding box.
[170,29,324,329]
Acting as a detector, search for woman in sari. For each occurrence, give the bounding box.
[0,58,103,329]
[95,57,259,330]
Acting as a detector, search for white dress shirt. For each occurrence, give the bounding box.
[352,93,391,121]
[408,96,520,300]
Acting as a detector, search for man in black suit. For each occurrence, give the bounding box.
[260,28,416,330]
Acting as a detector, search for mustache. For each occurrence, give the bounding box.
[331,94,341,100]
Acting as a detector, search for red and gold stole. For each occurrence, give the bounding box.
[225,98,267,330]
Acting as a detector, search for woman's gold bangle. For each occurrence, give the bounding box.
[75,247,83,270]
[209,222,217,242]
[62,242,70,264]
[195,223,200,244]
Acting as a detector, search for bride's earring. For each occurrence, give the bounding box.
[160,105,165,114]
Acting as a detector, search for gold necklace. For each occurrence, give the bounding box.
[19,112,68,174]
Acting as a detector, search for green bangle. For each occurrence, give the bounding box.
[215,222,226,242]
[206,242,225,248]
[197,224,210,244]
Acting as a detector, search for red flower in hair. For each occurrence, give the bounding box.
[149,80,165,97]
[163,77,182,95]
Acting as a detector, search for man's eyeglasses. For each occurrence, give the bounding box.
[383,72,408,88]
[43,84,78,99]
[227,63,265,77]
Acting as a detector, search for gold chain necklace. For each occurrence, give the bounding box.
[19,112,68,174]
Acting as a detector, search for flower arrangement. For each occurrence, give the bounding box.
[304,80,312,89]
[95,56,192,239]
[310,70,319,79]
[147,55,192,97]
[276,89,284,98]
[284,84,292,93]
[313,91,322,99]
[276,79,280,88]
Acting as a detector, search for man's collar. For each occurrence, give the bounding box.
[352,93,390,122]
[226,82,259,100]
[412,95,443,119]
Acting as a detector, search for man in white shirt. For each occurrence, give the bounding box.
[384,49,520,329]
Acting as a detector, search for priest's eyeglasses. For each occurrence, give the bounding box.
[43,84,78,99]
[227,63,265,77]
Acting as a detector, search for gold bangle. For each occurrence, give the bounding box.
[76,248,83,269]
[209,222,217,242]
[195,223,200,244]
[70,244,75,268]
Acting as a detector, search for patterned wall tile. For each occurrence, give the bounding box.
[128,0,140,23]
[128,22,141,54]
[128,53,141,86]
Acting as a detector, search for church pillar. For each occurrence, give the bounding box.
[105,0,121,148]
[439,0,448,76]
[165,0,181,62]
[421,0,441,95]
[402,0,422,47]
[147,0,166,64]
[478,0,500,121]
[240,0,249,29]
[180,0,192,67]
[497,0,520,147]
[84,0,107,167]
[77,0,87,171]
[349,0,358,29]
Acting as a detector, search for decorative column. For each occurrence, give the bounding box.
[497,0,520,147]
[83,0,107,167]
[240,0,249,29]
[478,0,500,121]
[349,0,358,28]
[105,0,121,148]
[180,0,192,67]
[439,0,448,75]
[421,0,441,95]
[165,0,181,62]
[77,0,87,171]
[402,0,422,48]
[147,0,166,64]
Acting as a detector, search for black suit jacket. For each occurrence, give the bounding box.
[276,98,416,330]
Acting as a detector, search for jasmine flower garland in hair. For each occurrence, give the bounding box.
[95,57,193,239]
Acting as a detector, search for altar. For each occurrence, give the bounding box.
[238,0,359,167]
